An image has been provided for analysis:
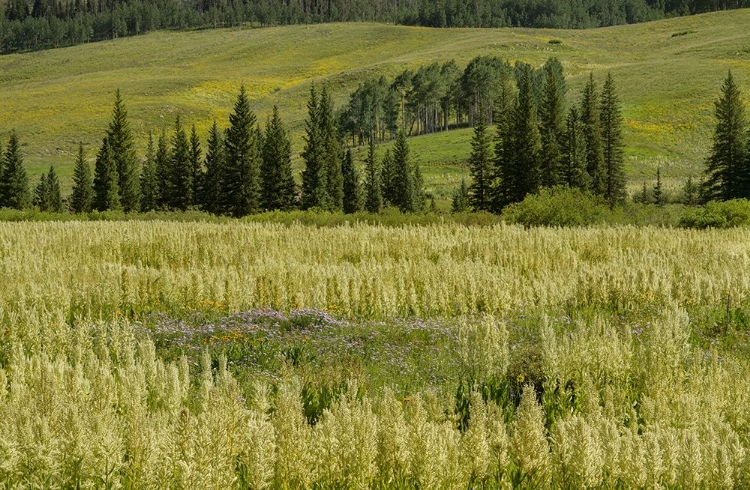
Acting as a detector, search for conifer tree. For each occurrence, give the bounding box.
[155,128,171,209]
[33,173,49,210]
[391,131,414,212]
[683,175,698,205]
[203,121,224,214]
[539,62,565,188]
[363,139,382,213]
[342,149,360,214]
[70,142,94,213]
[467,119,493,212]
[301,84,327,210]
[560,107,590,189]
[189,124,203,208]
[93,137,120,211]
[704,70,749,201]
[171,115,192,211]
[380,149,395,207]
[0,131,30,210]
[600,72,626,206]
[320,87,343,211]
[107,89,139,212]
[46,166,62,212]
[412,160,425,212]
[139,132,159,212]
[581,73,605,196]
[452,178,469,212]
[653,167,664,205]
[261,106,296,211]
[496,65,541,207]
[222,85,262,217]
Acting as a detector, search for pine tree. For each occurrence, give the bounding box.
[467,119,493,212]
[653,167,664,205]
[380,149,395,207]
[33,173,49,210]
[46,166,63,212]
[140,132,159,212]
[342,149,360,214]
[452,178,469,212]
[203,121,224,214]
[261,106,296,211]
[412,160,425,212]
[704,70,749,201]
[171,115,192,211]
[0,131,30,210]
[539,61,566,188]
[189,124,203,208]
[70,142,94,213]
[155,128,171,209]
[93,137,120,211]
[107,89,139,211]
[683,175,698,205]
[363,139,382,213]
[581,73,605,196]
[560,107,590,189]
[600,72,626,206]
[320,87,343,211]
[301,84,328,210]
[222,85,262,217]
[391,131,413,212]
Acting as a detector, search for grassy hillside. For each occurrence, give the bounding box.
[2,10,750,197]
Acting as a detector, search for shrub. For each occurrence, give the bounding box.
[679,199,750,228]
[501,186,608,227]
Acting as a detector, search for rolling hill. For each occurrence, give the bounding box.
[2,9,750,199]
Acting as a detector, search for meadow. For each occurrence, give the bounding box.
[3,10,750,198]
[1,221,750,487]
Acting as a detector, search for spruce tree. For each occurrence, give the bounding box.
[320,87,343,211]
[0,132,30,210]
[380,149,395,207]
[222,85,261,217]
[452,178,469,212]
[704,70,749,201]
[189,124,203,208]
[70,142,94,213]
[155,128,171,209]
[203,121,224,214]
[107,89,140,212]
[581,73,605,196]
[653,167,664,205]
[46,166,63,212]
[467,119,493,212]
[301,84,328,210]
[391,131,413,212]
[600,72,626,206]
[33,173,49,211]
[140,132,159,212]
[261,106,296,211]
[412,160,425,212]
[560,107,590,189]
[171,115,192,211]
[364,139,382,213]
[342,149,360,214]
[93,137,120,211]
[683,176,698,205]
[539,61,565,188]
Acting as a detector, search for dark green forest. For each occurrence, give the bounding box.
[1,0,749,53]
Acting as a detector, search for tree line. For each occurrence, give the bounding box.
[2,0,749,53]
[0,86,425,216]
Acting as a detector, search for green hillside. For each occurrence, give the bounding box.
[2,10,750,197]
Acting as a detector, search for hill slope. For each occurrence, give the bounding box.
[2,10,750,196]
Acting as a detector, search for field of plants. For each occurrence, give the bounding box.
[1,220,750,487]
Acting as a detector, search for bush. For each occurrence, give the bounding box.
[501,187,608,227]
[680,199,750,228]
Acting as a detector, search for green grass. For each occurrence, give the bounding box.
[2,10,750,197]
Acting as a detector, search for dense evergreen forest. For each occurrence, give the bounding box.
[1,0,749,53]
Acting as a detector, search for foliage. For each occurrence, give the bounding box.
[680,199,750,228]
[501,186,608,227]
